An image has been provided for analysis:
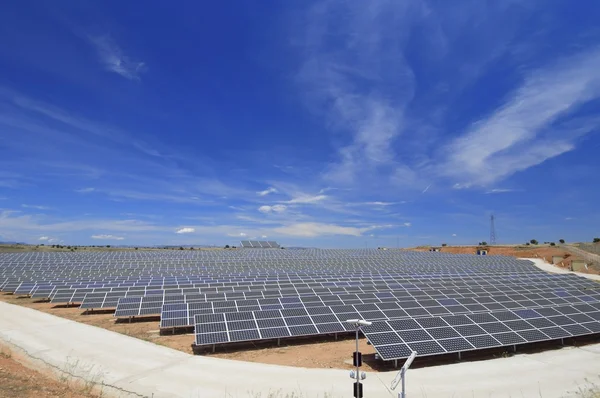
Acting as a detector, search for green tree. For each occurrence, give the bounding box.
[550,242,556,246]
[441,243,447,247]
[225,245,230,249]
[530,239,538,245]
[481,241,488,246]
[559,239,565,244]
[594,237,600,243]
[106,245,111,248]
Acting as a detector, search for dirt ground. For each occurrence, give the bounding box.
[411,245,599,274]
[0,344,99,398]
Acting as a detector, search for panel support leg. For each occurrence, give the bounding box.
[512,345,517,353]
[212,344,216,353]
[394,359,398,368]
[277,338,281,346]
[458,351,462,361]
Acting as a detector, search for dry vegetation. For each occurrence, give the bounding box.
[0,343,101,398]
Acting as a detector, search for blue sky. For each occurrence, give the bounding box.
[0,1,599,248]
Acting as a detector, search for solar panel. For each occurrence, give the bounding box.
[1,248,599,362]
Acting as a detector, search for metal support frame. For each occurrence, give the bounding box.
[391,351,417,398]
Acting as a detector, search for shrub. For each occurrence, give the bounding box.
[594,238,600,243]
[550,242,556,246]
[530,239,538,245]
[559,239,565,244]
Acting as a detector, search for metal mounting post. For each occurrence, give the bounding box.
[391,351,417,398]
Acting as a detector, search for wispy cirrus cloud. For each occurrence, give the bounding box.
[363,201,398,206]
[21,204,51,210]
[273,222,392,238]
[89,35,146,80]
[283,194,327,204]
[257,187,278,196]
[485,188,517,194]
[298,1,419,185]
[440,49,600,186]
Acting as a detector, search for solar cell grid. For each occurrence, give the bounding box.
[2,250,599,361]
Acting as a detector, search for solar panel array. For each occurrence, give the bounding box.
[240,240,280,248]
[1,249,598,362]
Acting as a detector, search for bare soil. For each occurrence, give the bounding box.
[0,344,99,398]
[411,245,599,274]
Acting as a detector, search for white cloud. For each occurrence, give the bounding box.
[261,235,268,238]
[258,204,287,213]
[284,194,327,204]
[403,222,412,227]
[565,217,574,221]
[452,233,457,237]
[89,36,145,80]
[227,232,248,237]
[422,184,431,194]
[91,234,124,240]
[38,236,49,241]
[176,227,195,234]
[298,1,420,184]
[440,49,600,185]
[21,204,51,210]
[257,187,278,196]
[364,201,396,206]
[485,188,516,194]
[273,222,391,238]
[75,187,96,193]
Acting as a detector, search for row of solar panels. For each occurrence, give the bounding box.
[191,303,600,353]
[240,241,281,248]
[1,266,547,287]
[3,266,592,295]
[4,268,561,290]
[365,304,600,360]
[1,265,545,284]
[49,272,598,309]
[160,289,600,329]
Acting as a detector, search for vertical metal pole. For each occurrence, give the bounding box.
[355,327,359,388]
[400,367,406,398]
